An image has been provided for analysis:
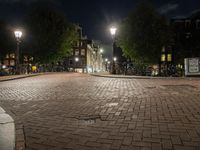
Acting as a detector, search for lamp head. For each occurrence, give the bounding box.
[14,30,22,38]
[110,27,117,36]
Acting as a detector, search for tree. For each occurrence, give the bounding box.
[118,1,169,64]
[0,21,15,63]
[25,5,78,64]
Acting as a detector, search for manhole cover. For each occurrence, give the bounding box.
[78,115,101,125]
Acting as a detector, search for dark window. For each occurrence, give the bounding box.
[69,60,73,65]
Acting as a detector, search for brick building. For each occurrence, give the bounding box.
[64,27,104,73]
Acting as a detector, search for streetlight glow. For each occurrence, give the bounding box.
[105,58,108,62]
[100,48,104,53]
[113,57,117,62]
[14,30,22,38]
[110,27,117,36]
[75,57,79,62]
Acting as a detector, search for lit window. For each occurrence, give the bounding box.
[161,54,165,62]
[75,49,79,56]
[81,49,85,56]
[167,54,172,62]
[10,53,15,59]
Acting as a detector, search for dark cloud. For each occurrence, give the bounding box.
[159,3,179,14]
[0,0,57,4]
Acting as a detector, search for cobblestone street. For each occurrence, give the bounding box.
[0,73,200,150]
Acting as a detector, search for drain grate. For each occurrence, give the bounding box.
[77,115,101,125]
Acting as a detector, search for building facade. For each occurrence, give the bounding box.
[64,28,104,73]
[171,11,200,65]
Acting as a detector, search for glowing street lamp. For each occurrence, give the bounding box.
[100,48,104,54]
[75,57,79,62]
[110,27,117,36]
[113,57,117,62]
[105,58,108,62]
[14,31,22,39]
[14,30,22,74]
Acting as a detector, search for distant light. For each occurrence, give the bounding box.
[14,30,22,38]
[100,48,104,53]
[113,57,117,62]
[105,58,108,62]
[32,66,37,71]
[108,61,111,64]
[2,65,6,69]
[87,66,93,73]
[110,27,117,36]
[75,57,79,62]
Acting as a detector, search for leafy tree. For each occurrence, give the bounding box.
[25,5,78,63]
[0,21,15,62]
[118,1,169,64]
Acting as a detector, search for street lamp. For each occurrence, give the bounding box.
[110,26,117,74]
[74,57,79,72]
[104,58,108,71]
[75,57,79,62]
[113,57,117,62]
[110,27,117,37]
[100,48,104,54]
[14,30,22,75]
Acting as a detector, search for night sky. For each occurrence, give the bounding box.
[0,0,200,56]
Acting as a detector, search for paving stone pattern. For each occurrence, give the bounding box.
[0,73,200,150]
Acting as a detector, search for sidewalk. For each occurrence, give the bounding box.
[0,73,43,82]
[0,107,15,150]
[90,72,200,80]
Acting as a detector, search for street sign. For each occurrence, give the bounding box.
[185,58,200,76]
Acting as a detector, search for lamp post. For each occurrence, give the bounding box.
[105,58,108,71]
[110,26,117,74]
[74,57,79,72]
[14,30,22,75]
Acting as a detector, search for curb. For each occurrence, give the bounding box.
[0,73,43,82]
[0,107,15,150]
[90,74,200,80]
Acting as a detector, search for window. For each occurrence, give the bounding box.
[69,59,73,65]
[196,20,200,29]
[10,53,15,59]
[81,49,85,56]
[81,59,85,65]
[185,20,191,28]
[75,49,79,56]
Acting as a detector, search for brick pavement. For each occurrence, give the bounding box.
[0,73,200,150]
